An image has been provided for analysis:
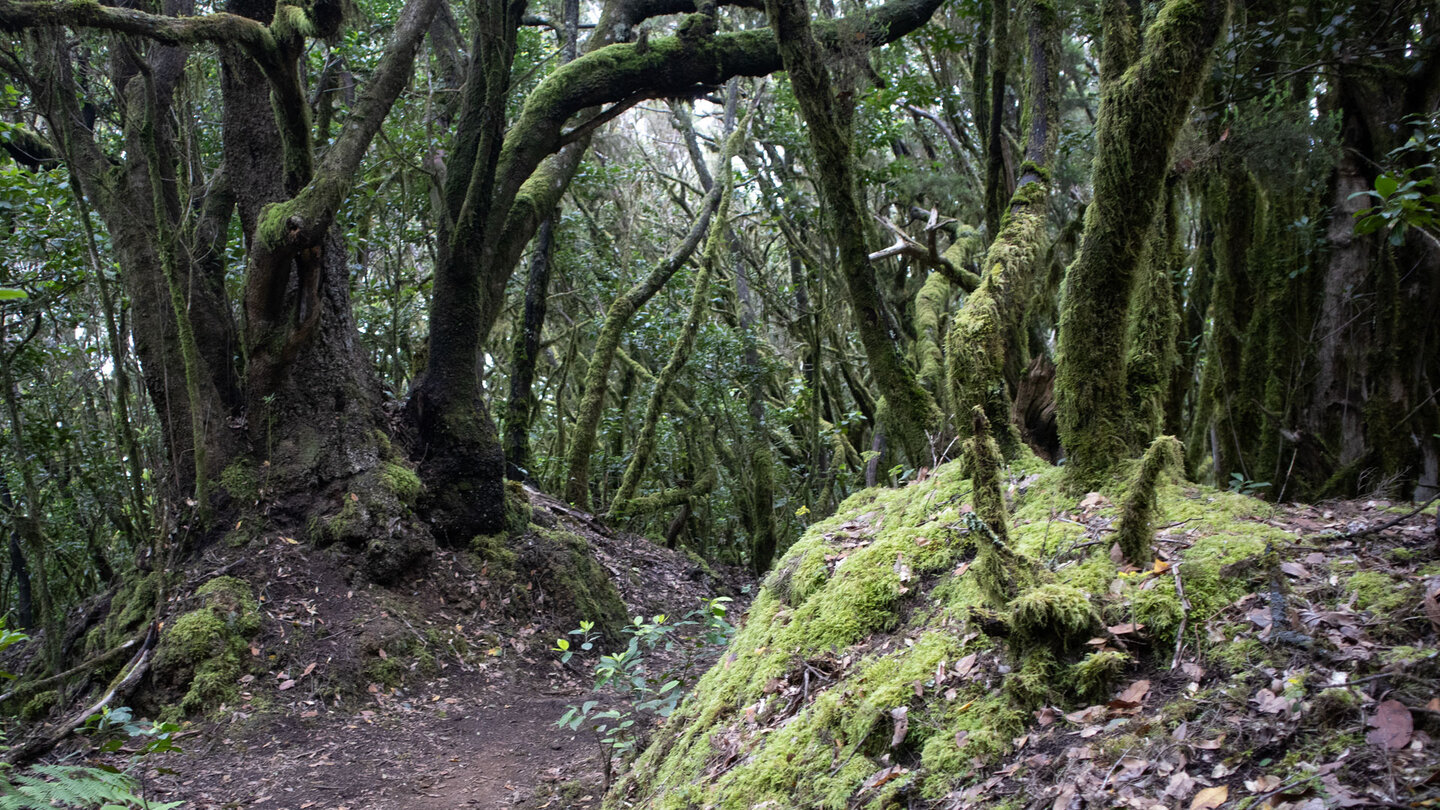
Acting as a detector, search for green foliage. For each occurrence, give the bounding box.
[556,599,736,780]
[0,765,183,810]
[1351,116,1440,245]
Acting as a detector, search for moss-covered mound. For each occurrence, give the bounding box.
[610,456,1435,809]
[152,576,262,717]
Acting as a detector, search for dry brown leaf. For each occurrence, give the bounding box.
[954,653,978,679]
[1109,679,1151,708]
[1190,784,1229,809]
[1165,771,1197,799]
[1244,774,1283,793]
[890,706,909,748]
[1366,699,1413,750]
[1279,561,1310,578]
[1079,492,1110,511]
[860,765,908,791]
[278,679,296,691]
[1035,706,1060,726]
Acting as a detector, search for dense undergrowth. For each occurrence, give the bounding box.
[609,454,1440,809]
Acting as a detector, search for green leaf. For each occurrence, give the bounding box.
[1376,173,1399,198]
[0,287,26,300]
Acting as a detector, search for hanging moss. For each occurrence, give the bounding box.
[1113,435,1184,566]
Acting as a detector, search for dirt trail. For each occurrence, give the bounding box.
[110,488,749,810]
[149,661,602,810]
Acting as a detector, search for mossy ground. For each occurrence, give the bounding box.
[152,576,262,717]
[609,455,1438,809]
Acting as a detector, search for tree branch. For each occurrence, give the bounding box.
[0,0,271,48]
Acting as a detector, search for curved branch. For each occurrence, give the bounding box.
[0,0,271,48]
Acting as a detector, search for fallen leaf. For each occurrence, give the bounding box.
[302,662,317,678]
[278,679,296,691]
[1193,735,1226,750]
[954,653,978,679]
[1079,492,1111,511]
[1190,784,1228,810]
[1109,679,1151,708]
[1052,784,1078,810]
[1035,706,1060,726]
[1107,622,1145,635]
[861,765,908,791]
[1244,774,1282,793]
[1366,699,1413,750]
[1165,771,1197,799]
[1279,561,1310,578]
[890,706,909,748]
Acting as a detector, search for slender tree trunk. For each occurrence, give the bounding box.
[1054,0,1229,488]
[504,216,556,482]
[764,0,941,464]
[562,190,719,508]
[946,0,1059,451]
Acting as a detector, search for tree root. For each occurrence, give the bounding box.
[4,623,157,767]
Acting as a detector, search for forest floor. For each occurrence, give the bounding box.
[80,488,751,810]
[20,486,1440,810]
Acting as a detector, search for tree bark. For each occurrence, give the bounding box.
[1054,0,1229,489]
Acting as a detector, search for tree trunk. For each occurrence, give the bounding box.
[504,216,556,483]
[946,0,1059,452]
[1054,0,1228,488]
[764,0,941,465]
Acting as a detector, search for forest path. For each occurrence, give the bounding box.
[148,656,605,810]
[129,486,749,810]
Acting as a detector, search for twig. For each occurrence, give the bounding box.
[1317,493,1440,541]
[1170,563,1191,670]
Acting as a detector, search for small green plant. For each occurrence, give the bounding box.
[554,598,735,789]
[0,623,184,809]
[1228,472,1271,496]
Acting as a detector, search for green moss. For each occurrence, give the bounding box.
[471,532,519,572]
[525,527,628,639]
[1347,571,1419,615]
[504,480,532,536]
[1009,584,1099,649]
[1113,435,1183,566]
[379,462,422,504]
[100,570,164,654]
[20,690,58,720]
[1070,650,1130,701]
[614,442,1318,809]
[195,576,261,636]
[220,461,261,503]
[153,577,262,715]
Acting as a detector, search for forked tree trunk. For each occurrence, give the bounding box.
[1054,0,1228,488]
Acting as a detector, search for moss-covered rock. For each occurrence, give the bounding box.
[153,576,262,716]
[519,527,627,639]
[20,689,58,720]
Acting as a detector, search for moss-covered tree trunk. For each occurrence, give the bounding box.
[1054,0,1229,488]
[1124,176,1183,446]
[945,0,1059,452]
[23,26,240,502]
[503,216,556,483]
[562,190,719,509]
[764,0,941,465]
